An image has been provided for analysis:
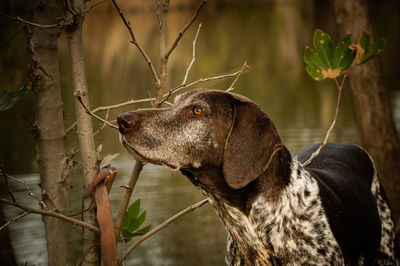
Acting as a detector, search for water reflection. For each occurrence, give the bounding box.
[1,1,400,265]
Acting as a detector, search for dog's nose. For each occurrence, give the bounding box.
[117,112,138,134]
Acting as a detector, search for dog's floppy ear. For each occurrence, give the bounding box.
[223,98,281,189]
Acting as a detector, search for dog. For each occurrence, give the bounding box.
[117,89,395,265]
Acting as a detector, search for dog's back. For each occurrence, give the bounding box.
[298,143,395,265]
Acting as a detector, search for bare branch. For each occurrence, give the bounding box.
[182,23,202,86]
[302,71,349,167]
[114,161,143,239]
[75,93,118,130]
[85,0,109,14]
[1,198,100,233]
[66,67,249,135]
[160,64,250,105]
[0,163,46,209]
[111,0,160,85]
[164,0,207,60]
[119,198,209,263]
[0,211,30,231]
[0,11,68,29]
[226,60,249,92]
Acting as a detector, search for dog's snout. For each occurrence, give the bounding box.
[117,112,138,134]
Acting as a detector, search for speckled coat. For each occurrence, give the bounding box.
[117,89,395,265]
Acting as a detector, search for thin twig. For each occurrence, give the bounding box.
[1,198,100,233]
[114,161,144,239]
[66,68,248,135]
[75,94,118,130]
[0,161,16,202]
[0,11,68,29]
[182,23,202,86]
[119,198,209,263]
[111,0,160,85]
[159,66,250,105]
[85,0,109,14]
[94,108,110,136]
[0,164,46,209]
[226,60,249,92]
[0,211,30,231]
[164,0,207,60]
[302,71,349,167]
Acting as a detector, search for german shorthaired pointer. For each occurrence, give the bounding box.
[117,89,395,265]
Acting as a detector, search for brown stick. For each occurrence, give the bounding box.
[95,183,117,266]
[1,198,100,233]
[118,198,209,263]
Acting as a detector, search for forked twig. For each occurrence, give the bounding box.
[0,162,46,209]
[0,211,30,231]
[118,198,209,263]
[302,71,349,167]
[75,93,118,130]
[1,198,100,233]
[0,11,68,29]
[159,66,250,105]
[164,0,207,60]
[226,61,249,92]
[111,0,160,85]
[182,23,202,86]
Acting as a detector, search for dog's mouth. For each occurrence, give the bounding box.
[119,134,179,170]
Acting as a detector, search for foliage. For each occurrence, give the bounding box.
[355,32,386,64]
[304,29,385,81]
[120,199,151,243]
[0,83,31,112]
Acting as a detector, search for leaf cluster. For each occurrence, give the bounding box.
[304,30,386,80]
[120,199,151,243]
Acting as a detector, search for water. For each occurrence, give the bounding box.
[1,1,399,265]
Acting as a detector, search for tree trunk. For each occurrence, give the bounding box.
[333,0,400,252]
[65,0,100,264]
[28,0,73,265]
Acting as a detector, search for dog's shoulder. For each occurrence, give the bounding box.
[297,143,374,186]
[297,143,381,264]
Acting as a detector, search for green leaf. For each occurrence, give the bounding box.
[356,32,386,64]
[304,29,356,80]
[0,84,31,112]
[122,199,141,229]
[128,210,147,232]
[131,224,151,237]
[121,224,152,242]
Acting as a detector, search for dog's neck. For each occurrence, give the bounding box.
[181,145,292,214]
[181,146,329,264]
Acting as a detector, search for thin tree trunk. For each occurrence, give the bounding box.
[65,0,100,264]
[333,0,400,252]
[28,0,73,265]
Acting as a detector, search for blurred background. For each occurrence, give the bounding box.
[0,0,399,265]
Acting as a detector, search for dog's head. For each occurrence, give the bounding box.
[118,89,282,189]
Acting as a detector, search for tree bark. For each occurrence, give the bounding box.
[333,0,400,250]
[65,0,100,264]
[28,0,73,265]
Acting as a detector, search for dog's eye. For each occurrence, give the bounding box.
[193,106,202,115]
